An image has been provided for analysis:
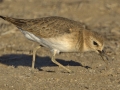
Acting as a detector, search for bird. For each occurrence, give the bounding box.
[0,15,108,73]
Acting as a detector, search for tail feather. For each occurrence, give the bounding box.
[0,15,26,27]
[0,15,7,20]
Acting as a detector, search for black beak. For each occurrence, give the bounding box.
[98,50,109,63]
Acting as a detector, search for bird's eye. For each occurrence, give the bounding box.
[93,41,98,46]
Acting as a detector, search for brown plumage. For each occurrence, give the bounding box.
[0,16,85,38]
[0,15,107,73]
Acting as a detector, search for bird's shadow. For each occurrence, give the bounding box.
[0,54,91,72]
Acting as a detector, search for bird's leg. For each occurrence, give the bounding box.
[32,46,41,69]
[51,50,72,73]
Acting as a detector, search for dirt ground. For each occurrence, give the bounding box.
[0,0,120,90]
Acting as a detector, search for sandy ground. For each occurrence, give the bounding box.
[0,0,120,90]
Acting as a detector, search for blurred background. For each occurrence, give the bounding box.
[0,0,120,90]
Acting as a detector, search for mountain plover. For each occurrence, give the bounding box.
[0,16,108,73]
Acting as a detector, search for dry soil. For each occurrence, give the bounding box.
[0,0,120,90]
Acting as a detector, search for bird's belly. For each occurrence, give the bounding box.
[41,38,73,52]
[21,31,76,53]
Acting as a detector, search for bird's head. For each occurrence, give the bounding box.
[83,30,108,63]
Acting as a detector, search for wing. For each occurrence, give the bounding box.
[0,16,86,38]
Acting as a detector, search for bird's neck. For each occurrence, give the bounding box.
[82,30,92,52]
